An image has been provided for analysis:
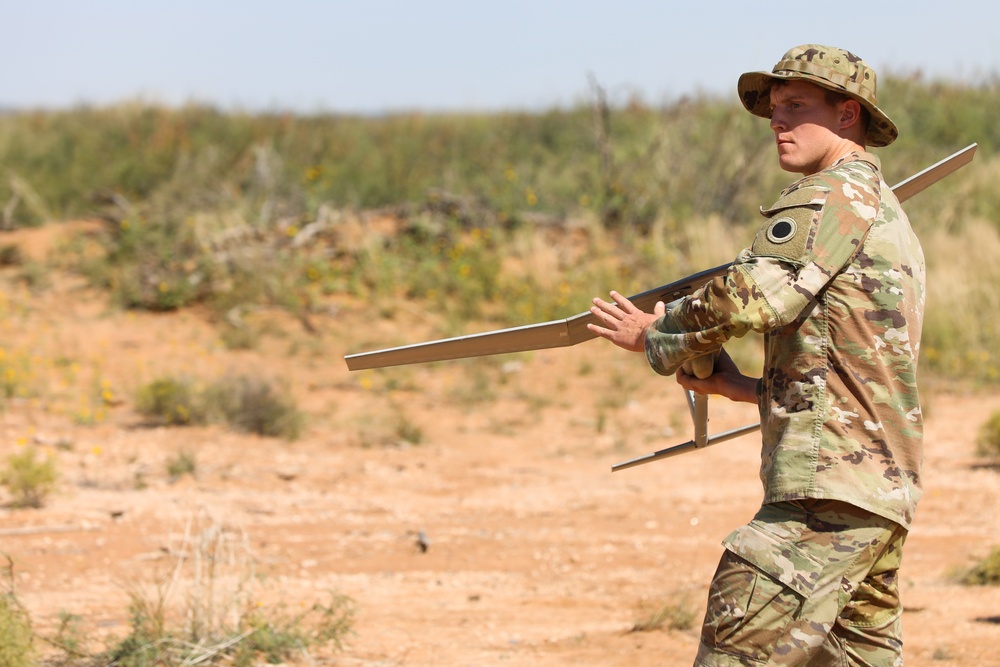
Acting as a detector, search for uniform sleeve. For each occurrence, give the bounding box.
[644,171,879,376]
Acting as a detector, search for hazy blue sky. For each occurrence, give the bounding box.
[4,1,996,113]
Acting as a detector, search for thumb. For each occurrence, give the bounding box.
[654,300,666,317]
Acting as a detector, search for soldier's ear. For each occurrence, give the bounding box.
[839,99,863,132]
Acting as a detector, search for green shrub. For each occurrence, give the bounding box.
[631,596,697,632]
[0,595,35,665]
[49,610,89,661]
[956,547,1000,586]
[1,449,57,508]
[95,517,353,667]
[0,348,33,405]
[205,375,305,440]
[136,377,204,425]
[0,244,23,267]
[136,374,304,439]
[0,557,36,667]
[233,595,355,666]
[976,410,1000,458]
[165,451,197,480]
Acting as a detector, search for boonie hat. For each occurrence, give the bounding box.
[738,44,898,147]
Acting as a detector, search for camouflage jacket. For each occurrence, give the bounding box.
[645,152,925,528]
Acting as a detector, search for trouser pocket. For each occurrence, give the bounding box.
[700,522,826,663]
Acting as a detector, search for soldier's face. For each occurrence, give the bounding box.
[768,80,849,176]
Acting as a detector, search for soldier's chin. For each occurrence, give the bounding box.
[777,156,800,173]
[776,152,811,175]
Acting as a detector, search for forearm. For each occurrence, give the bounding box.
[714,373,760,404]
[676,356,760,404]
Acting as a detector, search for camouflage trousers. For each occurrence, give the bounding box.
[694,499,907,666]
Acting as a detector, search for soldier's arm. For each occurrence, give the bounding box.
[675,348,759,404]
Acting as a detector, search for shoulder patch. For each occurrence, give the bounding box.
[752,186,829,263]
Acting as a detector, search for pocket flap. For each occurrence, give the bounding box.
[722,522,825,598]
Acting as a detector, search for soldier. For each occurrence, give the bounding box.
[588,44,922,665]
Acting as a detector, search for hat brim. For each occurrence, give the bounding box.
[737,70,898,148]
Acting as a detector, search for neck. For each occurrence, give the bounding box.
[811,137,866,174]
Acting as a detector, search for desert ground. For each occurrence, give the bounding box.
[1,224,998,665]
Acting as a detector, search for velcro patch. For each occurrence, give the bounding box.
[751,184,829,263]
[759,185,830,215]
[751,206,813,262]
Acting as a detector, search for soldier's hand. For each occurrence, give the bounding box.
[676,348,759,404]
[587,291,664,353]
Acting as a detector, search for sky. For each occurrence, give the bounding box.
[3,1,998,114]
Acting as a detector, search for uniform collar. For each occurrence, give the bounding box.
[828,150,881,173]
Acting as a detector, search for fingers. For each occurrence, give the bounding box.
[676,368,712,395]
[589,300,621,328]
[585,322,612,340]
[590,291,640,321]
[608,290,640,313]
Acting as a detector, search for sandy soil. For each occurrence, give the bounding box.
[1,224,998,665]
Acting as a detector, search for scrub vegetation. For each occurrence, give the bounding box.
[3,76,997,382]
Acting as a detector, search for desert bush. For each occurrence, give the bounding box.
[91,515,354,667]
[165,451,197,480]
[0,593,35,666]
[631,596,697,632]
[975,410,1000,458]
[47,610,89,663]
[1,449,57,508]
[136,377,204,425]
[955,547,1000,586]
[0,244,23,267]
[0,556,36,667]
[204,375,305,440]
[135,374,303,439]
[0,347,33,405]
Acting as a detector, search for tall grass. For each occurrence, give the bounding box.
[2,76,998,382]
[4,78,997,229]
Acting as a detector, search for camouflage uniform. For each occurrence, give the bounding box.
[698,500,907,666]
[644,46,924,665]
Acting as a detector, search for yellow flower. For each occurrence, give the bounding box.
[525,189,538,206]
[304,165,323,182]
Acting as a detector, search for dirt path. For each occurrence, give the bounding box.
[1,233,998,665]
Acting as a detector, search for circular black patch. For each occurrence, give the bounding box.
[766,217,797,243]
